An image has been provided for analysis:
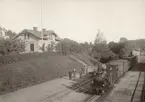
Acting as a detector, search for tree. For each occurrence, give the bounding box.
[108,41,124,54]
[119,42,133,58]
[5,30,17,39]
[91,30,116,63]
[108,39,133,58]
[94,29,107,44]
[0,39,25,55]
[55,38,81,55]
[79,42,90,53]
[120,37,128,43]
[91,44,116,63]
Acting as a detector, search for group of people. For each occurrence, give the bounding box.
[68,68,76,80]
[68,66,88,80]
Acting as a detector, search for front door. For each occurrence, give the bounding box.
[30,44,34,51]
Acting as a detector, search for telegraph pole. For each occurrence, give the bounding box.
[41,0,43,45]
[41,0,44,51]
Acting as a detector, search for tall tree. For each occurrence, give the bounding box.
[94,29,107,44]
[91,30,115,63]
[6,30,17,39]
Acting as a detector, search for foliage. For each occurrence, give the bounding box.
[56,38,81,55]
[0,52,60,66]
[108,39,134,58]
[91,44,116,63]
[91,30,116,63]
[108,41,124,54]
[0,39,25,55]
[56,38,93,55]
[5,30,17,39]
[94,29,107,44]
[79,42,91,53]
[128,39,145,51]
[119,42,133,58]
[119,37,128,43]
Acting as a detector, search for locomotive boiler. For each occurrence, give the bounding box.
[90,71,110,95]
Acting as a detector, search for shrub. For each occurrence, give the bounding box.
[0,39,25,55]
[0,52,60,66]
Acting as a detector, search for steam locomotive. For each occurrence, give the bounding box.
[90,69,111,95]
[89,59,130,95]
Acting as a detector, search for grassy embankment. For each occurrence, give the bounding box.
[0,52,87,95]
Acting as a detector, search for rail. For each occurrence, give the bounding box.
[41,76,93,101]
[86,72,142,102]
[130,71,141,102]
[141,72,145,102]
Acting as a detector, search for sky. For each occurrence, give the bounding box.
[0,0,145,43]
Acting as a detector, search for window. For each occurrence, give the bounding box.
[30,44,34,51]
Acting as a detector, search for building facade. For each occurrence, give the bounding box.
[14,27,61,52]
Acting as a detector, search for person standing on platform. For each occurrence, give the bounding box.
[73,68,76,80]
[79,69,82,78]
[68,70,72,80]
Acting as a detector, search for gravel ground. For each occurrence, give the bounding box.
[102,71,144,102]
[0,78,75,102]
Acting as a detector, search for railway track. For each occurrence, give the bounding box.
[130,71,141,102]
[41,76,93,101]
[86,72,142,102]
[86,85,114,102]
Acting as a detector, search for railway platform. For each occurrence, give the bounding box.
[98,71,144,102]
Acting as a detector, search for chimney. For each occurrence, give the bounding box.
[33,27,38,31]
[42,28,46,34]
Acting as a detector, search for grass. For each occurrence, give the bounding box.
[0,54,84,95]
[72,53,101,67]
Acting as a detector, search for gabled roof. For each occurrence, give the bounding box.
[14,29,59,40]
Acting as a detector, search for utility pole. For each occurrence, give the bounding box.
[41,0,44,46]
[41,0,45,51]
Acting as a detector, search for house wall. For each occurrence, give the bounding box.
[16,34,39,52]
[15,32,60,52]
[38,40,51,51]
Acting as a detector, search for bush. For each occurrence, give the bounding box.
[0,39,25,55]
[0,52,60,66]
